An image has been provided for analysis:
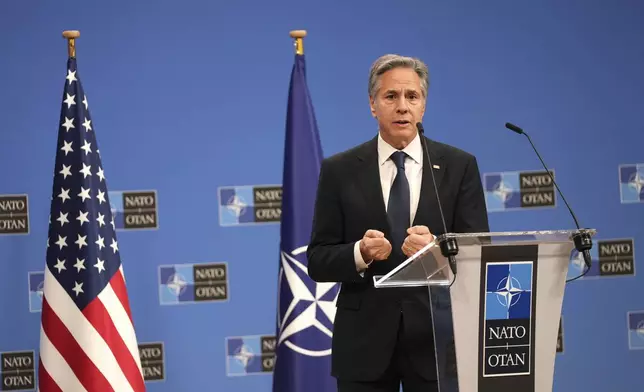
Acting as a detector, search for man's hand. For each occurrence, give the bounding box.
[402,225,435,258]
[359,230,392,262]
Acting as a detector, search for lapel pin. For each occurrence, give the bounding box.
[433,165,440,169]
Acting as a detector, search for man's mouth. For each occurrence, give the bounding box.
[393,120,410,125]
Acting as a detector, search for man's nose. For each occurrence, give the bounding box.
[396,98,409,113]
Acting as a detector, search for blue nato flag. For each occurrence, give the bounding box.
[272,50,340,391]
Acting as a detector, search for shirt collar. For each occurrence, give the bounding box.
[377,131,423,166]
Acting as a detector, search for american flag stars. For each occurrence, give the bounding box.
[47,58,121,311]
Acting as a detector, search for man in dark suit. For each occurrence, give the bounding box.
[306,54,490,392]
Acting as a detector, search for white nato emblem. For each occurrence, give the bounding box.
[493,181,513,202]
[277,246,339,357]
[226,195,247,218]
[495,274,524,310]
[629,172,644,195]
[234,344,254,367]
[637,320,644,339]
[166,273,187,296]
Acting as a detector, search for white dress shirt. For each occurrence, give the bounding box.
[354,132,424,271]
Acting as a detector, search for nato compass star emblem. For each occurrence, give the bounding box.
[233,344,254,368]
[226,194,247,218]
[277,245,339,356]
[166,273,187,296]
[493,181,513,203]
[629,172,644,195]
[495,273,526,310]
[637,320,644,340]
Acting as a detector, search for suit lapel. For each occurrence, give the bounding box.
[413,136,446,229]
[355,137,390,232]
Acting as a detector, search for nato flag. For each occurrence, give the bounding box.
[272,53,340,391]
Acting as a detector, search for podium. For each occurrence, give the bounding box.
[373,229,596,392]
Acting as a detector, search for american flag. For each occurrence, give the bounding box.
[38,56,146,392]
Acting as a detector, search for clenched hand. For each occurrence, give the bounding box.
[359,229,392,262]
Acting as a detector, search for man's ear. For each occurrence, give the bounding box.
[369,96,377,118]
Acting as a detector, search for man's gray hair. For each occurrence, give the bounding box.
[368,54,430,99]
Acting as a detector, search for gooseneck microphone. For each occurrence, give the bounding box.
[504,122,593,269]
[416,122,458,276]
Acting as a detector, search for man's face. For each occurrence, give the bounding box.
[369,67,426,148]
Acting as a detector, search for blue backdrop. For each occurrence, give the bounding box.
[1,0,643,391]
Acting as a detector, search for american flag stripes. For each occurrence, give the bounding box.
[38,56,146,392]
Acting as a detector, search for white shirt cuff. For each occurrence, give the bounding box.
[354,241,371,275]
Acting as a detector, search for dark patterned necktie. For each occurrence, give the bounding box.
[387,151,410,253]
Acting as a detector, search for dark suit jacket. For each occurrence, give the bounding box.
[306,134,490,382]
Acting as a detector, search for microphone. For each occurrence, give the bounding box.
[416,122,458,276]
[504,122,593,269]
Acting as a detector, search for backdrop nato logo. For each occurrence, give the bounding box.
[27,271,44,313]
[218,185,282,226]
[109,190,159,230]
[225,335,276,376]
[158,262,228,305]
[483,170,556,212]
[0,350,35,391]
[568,238,635,279]
[482,261,533,377]
[0,195,28,235]
[619,163,644,203]
[138,342,165,382]
[627,311,644,350]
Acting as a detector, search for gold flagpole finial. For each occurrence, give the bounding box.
[62,30,80,58]
[289,30,307,55]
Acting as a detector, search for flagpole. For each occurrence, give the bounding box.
[289,30,306,55]
[62,30,80,58]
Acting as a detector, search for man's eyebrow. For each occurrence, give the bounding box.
[383,88,420,94]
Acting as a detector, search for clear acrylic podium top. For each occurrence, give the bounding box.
[372,229,596,288]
